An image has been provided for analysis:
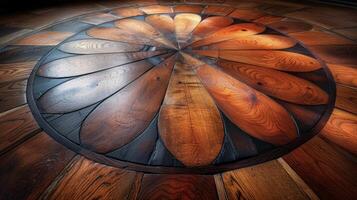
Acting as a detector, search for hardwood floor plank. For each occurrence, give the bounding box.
[253,15,284,25]
[328,63,357,88]
[205,34,296,50]
[217,60,328,105]
[0,132,76,200]
[228,9,265,21]
[222,160,311,200]
[336,84,357,115]
[283,136,357,200]
[80,55,176,153]
[289,31,354,46]
[38,50,165,78]
[268,20,313,33]
[285,7,357,29]
[137,174,218,200]
[0,61,36,83]
[193,57,297,145]
[0,105,40,154]
[158,62,224,167]
[14,31,74,46]
[45,157,141,200]
[193,50,321,72]
[139,5,173,14]
[320,108,357,155]
[174,5,203,14]
[80,13,118,25]
[191,23,265,48]
[308,44,357,65]
[203,5,234,16]
[111,7,144,17]
[0,79,27,113]
[0,46,52,64]
[39,59,155,113]
[214,174,228,200]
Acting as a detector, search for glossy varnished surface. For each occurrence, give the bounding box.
[1,1,356,199]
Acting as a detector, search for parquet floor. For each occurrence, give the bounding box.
[0,0,356,199]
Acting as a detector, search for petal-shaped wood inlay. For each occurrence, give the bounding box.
[158,62,224,167]
[146,15,175,35]
[192,16,233,39]
[269,21,313,33]
[80,55,176,153]
[38,50,166,78]
[181,54,297,145]
[205,34,297,50]
[115,19,176,49]
[87,27,160,47]
[58,39,144,54]
[217,60,328,105]
[193,50,321,72]
[229,9,265,21]
[190,23,265,47]
[39,60,155,113]
[174,13,201,47]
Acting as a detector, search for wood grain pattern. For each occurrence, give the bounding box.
[158,62,224,167]
[193,58,297,145]
[46,157,141,200]
[0,105,39,153]
[254,15,284,25]
[205,34,296,50]
[39,60,154,113]
[268,20,313,33]
[174,13,201,47]
[0,79,27,113]
[328,63,357,88]
[222,160,311,200]
[115,18,176,49]
[191,23,265,47]
[145,14,174,35]
[336,84,357,115]
[59,39,144,54]
[283,136,357,200]
[320,108,357,155]
[309,45,357,65]
[111,7,144,17]
[290,31,354,45]
[137,174,218,200]
[0,132,75,200]
[217,60,328,105]
[192,16,233,39]
[203,5,234,16]
[37,50,165,78]
[174,5,203,14]
[15,31,74,46]
[87,27,163,47]
[80,13,118,25]
[80,55,176,153]
[229,9,265,20]
[0,61,36,83]
[194,50,321,72]
[140,5,173,14]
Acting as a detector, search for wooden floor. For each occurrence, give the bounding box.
[0,0,356,199]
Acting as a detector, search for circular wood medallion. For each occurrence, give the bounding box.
[27,5,335,174]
